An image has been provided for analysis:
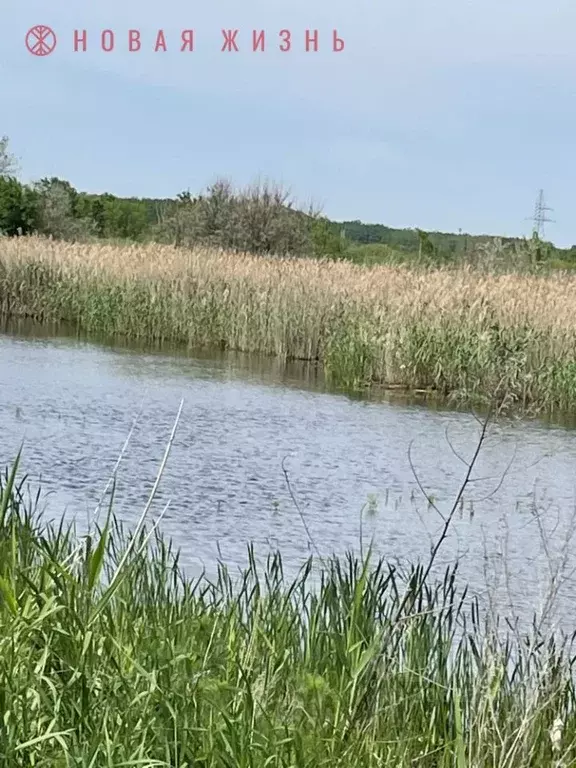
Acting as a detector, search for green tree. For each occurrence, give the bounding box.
[310,217,346,259]
[101,197,149,240]
[0,177,37,235]
[90,198,106,237]
[416,228,436,260]
[33,178,94,241]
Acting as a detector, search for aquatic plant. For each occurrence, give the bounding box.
[0,451,574,767]
[2,235,576,413]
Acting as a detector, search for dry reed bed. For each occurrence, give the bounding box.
[1,236,576,411]
[1,235,573,327]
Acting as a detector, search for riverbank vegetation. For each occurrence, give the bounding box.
[2,235,576,413]
[0,452,574,766]
[2,134,576,268]
[2,171,573,268]
[3,134,576,413]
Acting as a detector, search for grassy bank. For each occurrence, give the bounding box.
[0,458,574,767]
[2,236,576,413]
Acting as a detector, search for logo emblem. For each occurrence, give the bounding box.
[26,26,57,56]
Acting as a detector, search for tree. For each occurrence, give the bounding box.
[225,180,312,256]
[196,178,234,245]
[154,179,313,256]
[416,229,436,260]
[0,177,37,235]
[310,217,346,259]
[152,190,202,247]
[87,198,106,237]
[33,178,94,241]
[0,136,18,178]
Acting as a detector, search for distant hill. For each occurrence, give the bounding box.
[330,219,520,252]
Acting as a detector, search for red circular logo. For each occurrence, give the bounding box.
[25,25,57,56]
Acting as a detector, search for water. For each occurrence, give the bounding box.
[2,320,576,633]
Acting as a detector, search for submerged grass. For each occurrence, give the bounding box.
[2,236,576,412]
[0,458,576,766]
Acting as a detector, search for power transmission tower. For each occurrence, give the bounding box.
[527,189,555,239]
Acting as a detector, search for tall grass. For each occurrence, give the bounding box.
[0,456,575,767]
[2,236,576,412]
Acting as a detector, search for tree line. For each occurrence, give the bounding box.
[1,134,574,267]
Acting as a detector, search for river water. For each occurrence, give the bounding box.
[2,321,576,633]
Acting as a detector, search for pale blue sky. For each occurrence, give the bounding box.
[2,0,576,245]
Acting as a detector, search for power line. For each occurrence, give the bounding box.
[526,189,555,239]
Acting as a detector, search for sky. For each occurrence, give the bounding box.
[2,0,576,245]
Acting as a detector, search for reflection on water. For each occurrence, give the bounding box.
[2,317,576,633]
[0,315,478,415]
